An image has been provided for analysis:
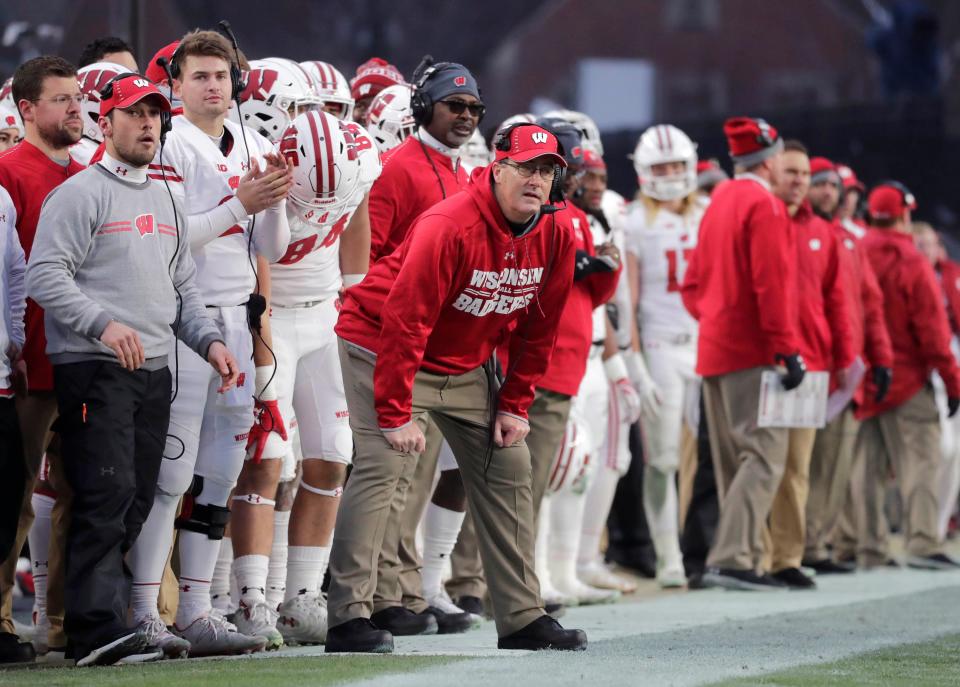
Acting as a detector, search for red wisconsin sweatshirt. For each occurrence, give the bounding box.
[335,165,575,429]
[681,175,801,377]
[368,135,468,261]
[0,141,85,391]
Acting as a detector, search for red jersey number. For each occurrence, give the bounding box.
[278,214,350,265]
[665,248,694,293]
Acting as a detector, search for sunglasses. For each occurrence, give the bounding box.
[439,99,486,118]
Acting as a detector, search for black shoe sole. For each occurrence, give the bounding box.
[498,632,588,651]
[324,637,394,653]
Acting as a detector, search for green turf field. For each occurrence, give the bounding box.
[710,633,960,687]
[0,655,466,687]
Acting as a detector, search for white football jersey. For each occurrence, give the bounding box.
[152,116,275,305]
[70,137,98,166]
[623,197,706,340]
[584,196,627,343]
[270,122,382,307]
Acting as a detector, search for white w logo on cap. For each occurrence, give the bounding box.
[531,132,548,144]
[133,79,150,88]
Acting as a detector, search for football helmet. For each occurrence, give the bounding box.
[632,124,698,201]
[364,84,416,153]
[230,58,321,143]
[495,113,536,138]
[299,61,354,121]
[460,129,492,170]
[543,108,603,156]
[547,409,591,496]
[76,61,128,142]
[536,115,584,170]
[280,110,363,227]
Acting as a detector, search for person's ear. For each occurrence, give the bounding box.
[99,114,112,140]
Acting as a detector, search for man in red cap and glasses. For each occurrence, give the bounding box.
[681,116,805,591]
[326,123,585,653]
[850,183,960,571]
[27,73,237,665]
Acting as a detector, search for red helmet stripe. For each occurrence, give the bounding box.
[663,125,673,150]
[307,111,335,197]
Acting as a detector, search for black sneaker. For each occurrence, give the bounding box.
[422,607,474,634]
[686,572,707,590]
[802,558,855,574]
[453,595,485,617]
[772,567,817,589]
[498,615,587,651]
[605,547,656,578]
[0,632,36,664]
[701,567,785,591]
[544,601,566,619]
[907,553,960,570]
[370,606,438,636]
[76,631,150,667]
[325,618,393,653]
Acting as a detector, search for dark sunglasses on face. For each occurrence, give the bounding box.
[439,99,486,118]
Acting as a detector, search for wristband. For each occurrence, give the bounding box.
[603,353,629,382]
[342,273,365,288]
[255,365,277,401]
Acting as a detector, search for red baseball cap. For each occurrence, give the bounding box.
[582,149,606,172]
[145,41,180,85]
[495,125,567,167]
[724,116,782,167]
[99,74,171,116]
[868,183,917,221]
[836,163,865,193]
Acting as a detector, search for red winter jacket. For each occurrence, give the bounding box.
[335,165,576,429]
[937,258,960,336]
[792,203,855,373]
[681,175,801,377]
[857,229,960,419]
[0,141,85,391]
[368,135,468,261]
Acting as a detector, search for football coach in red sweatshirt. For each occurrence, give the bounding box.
[325,123,586,653]
[681,117,805,591]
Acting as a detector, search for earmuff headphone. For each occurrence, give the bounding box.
[158,23,246,102]
[100,72,173,143]
[878,179,917,209]
[494,122,567,205]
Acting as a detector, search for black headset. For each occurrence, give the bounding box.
[410,56,483,127]
[494,122,567,204]
[878,179,916,209]
[157,22,246,101]
[100,72,173,142]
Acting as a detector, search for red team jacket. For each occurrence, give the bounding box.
[0,141,85,391]
[857,229,960,418]
[791,202,855,374]
[937,258,960,336]
[681,176,801,377]
[368,135,468,261]
[335,165,576,429]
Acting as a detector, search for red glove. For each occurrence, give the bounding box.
[246,399,288,463]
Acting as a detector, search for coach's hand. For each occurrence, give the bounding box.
[237,157,293,215]
[494,413,529,447]
[100,321,145,370]
[384,423,426,454]
[207,341,240,392]
[776,353,807,391]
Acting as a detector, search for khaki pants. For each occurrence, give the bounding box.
[762,427,817,572]
[373,417,443,614]
[677,423,698,529]
[703,367,789,572]
[0,393,57,635]
[804,406,859,562]
[328,341,543,636]
[855,385,942,565]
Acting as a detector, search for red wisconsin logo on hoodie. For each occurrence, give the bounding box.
[135,213,156,238]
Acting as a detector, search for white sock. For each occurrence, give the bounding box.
[284,546,327,601]
[548,489,587,587]
[421,503,465,599]
[578,466,620,566]
[128,490,179,622]
[233,554,269,606]
[175,531,221,626]
[210,536,234,612]
[266,511,290,608]
[643,465,682,568]
[28,493,54,622]
[535,497,554,593]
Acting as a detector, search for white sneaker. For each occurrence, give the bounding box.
[553,576,620,605]
[427,590,482,627]
[578,560,638,593]
[539,581,579,608]
[174,613,267,657]
[134,615,191,659]
[31,613,49,655]
[234,601,284,651]
[276,593,328,646]
[657,563,687,589]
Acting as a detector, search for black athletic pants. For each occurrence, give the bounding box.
[53,362,171,659]
[680,395,719,577]
[0,397,25,562]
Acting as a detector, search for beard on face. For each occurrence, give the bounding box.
[38,119,81,149]
[114,137,156,167]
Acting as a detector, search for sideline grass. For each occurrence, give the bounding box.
[0,654,468,687]
[711,633,960,686]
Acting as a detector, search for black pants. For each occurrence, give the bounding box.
[0,397,25,562]
[606,422,656,575]
[680,395,719,577]
[53,362,171,658]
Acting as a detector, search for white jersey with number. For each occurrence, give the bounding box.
[151,116,275,305]
[70,137,98,166]
[270,122,382,307]
[623,197,705,341]
[585,192,627,343]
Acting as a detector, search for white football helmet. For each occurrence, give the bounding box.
[230,58,321,143]
[280,110,363,227]
[364,84,416,153]
[0,103,23,140]
[632,124,698,201]
[495,113,536,138]
[547,409,591,496]
[299,61,354,122]
[76,61,128,142]
[543,109,603,156]
[460,129,492,170]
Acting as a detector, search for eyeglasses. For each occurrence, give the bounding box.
[439,99,485,118]
[35,94,84,107]
[501,159,556,181]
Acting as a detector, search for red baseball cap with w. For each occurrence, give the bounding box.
[100,74,171,116]
[495,124,567,167]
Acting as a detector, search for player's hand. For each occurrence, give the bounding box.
[624,350,662,421]
[494,413,529,447]
[383,423,426,454]
[6,344,26,397]
[614,378,643,425]
[596,241,621,271]
[871,366,892,403]
[776,353,807,391]
[207,341,239,392]
[100,321,145,371]
[236,158,293,214]
[246,398,289,463]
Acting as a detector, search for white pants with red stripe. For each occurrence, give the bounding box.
[933,365,960,540]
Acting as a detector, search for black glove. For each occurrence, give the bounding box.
[775,353,807,391]
[573,249,616,281]
[871,366,892,403]
[949,397,960,418]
